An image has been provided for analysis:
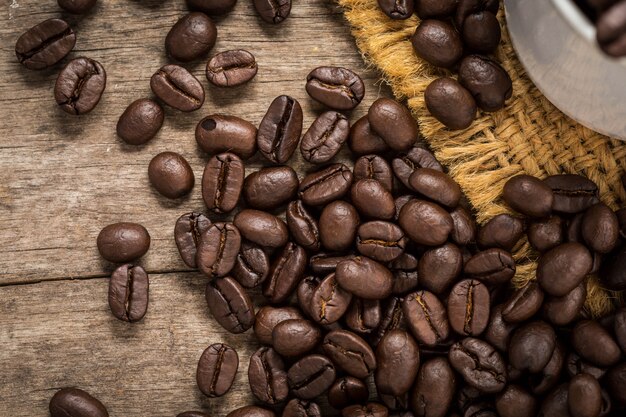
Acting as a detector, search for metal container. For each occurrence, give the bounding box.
[505,0,626,140]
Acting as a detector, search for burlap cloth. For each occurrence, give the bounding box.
[338,0,626,316]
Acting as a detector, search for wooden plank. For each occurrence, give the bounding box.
[0,0,389,284]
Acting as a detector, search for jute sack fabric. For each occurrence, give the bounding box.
[338,0,626,316]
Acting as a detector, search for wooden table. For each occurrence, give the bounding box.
[0,0,390,415]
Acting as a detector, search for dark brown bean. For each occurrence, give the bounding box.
[568,373,603,417]
[257,95,303,164]
[458,55,512,112]
[175,212,211,268]
[528,216,564,253]
[301,111,350,163]
[196,343,238,397]
[402,290,449,346]
[410,357,455,417]
[227,406,276,417]
[448,279,490,336]
[328,377,369,410]
[108,264,149,323]
[388,253,420,295]
[378,0,414,19]
[16,19,76,70]
[148,152,195,199]
[150,64,204,112]
[463,248,516,285]
[542,284,586,326]
[263,242,307,304]
[319,201,360,252]
[424,77,477,130]
[234,209,289,249]
[116,99,164,145]
[165,12,217,62]
[254,0,291,24]
[450,206,477,245]
[287,354,336,400]
[273,319,321,357]
[342,403,389,417]
[501,282,544,323]
[336,256,393,300]
[243,166,298,210]
[345,298,381,334]
[205,276,254,333]
[356,221,406,262]
[231,241,270,288]
[544,174,599,214]
[248,346,289,405]
[202,153,244,213]
[287,200,321,251]
[485,304,518,352]
[392,146,443,189]
[571,320,622,367]
[206,49,258,87]
[55,57,107,115]
[411,20,463,68]
[197,222,241,278]
[283,399,321,417]
[349,116,390,155]
[185,0,237,15]
[477,214,525,251]
[375,330,420,396]
[254,306,303,345]
[398,199,453,246]
[310,273,353,325]
[495,385,537,417]
[418,243,462,295]
[196,114,258,159]
[354,155,393,192]
[415,0,457,18]
[309,253,358,275]
[537,243,593,297]
[306,67,365,111]
[449,338,507,394]
[409,168,461,208]
[508,321,556,373]
[581,203,620,253]
[299,164,353,206]
[97,222,150,263]
[368,98,419,151]
[462,11,501,54]
[57,0,97,14]
[49,388,108,417]
[503,175,554,218]
[323,329,376,379]
[351,179,395,220]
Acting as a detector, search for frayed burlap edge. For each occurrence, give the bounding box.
[339,0,626,316]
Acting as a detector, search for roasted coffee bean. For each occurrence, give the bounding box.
[258,95,303,163]
[495,385,537,417]
[398,199,453,246]
[243,166,298,210]
[375,330,419,396]
[254,306,303,345]
[234,209,288,248]
[186,0,237,15]
[227,406,276,417]
[410,357,455,417]
[117,98,164,145]
[537,242,593,297]
[568,373,602,417]
[528,216,564,252]
[202,153,244,213]
[196,115,258,159]
[543,283,586,326]
[287,200,320,251]
[231,241,270,288]
[450,206,477,245]
[175,212,211,268]
[538,383,570,417]
[567,213,585,244]
[529,339,564,395]
[411,20,463,68]
[248,347,289,404]
[97,222,150,263]
[328,376,369,409]
[424,77,477,130]
[336,256,393,300]
[306,67,365,111]
[606,362,626,406]
[148,152,195,199]
[602,246,626,290]
[582,203,619,253]
[196,343,238,397]
[349,116,390,155]
[372,297,406,346]
[288,354,336,399]
[615,308,626,353]
[354,155,394,192]
[508,321,556,373]
[310,253,358,275]
[310,273,353,324]
[300,111,350,164]
[351,179,395,220]
[448,279,490,336]
[150,64,204,112]
[458,55,512,112]
[418,243,462,294]
[49,388,108,417]
[206,276,254,333]
[197,222,241,278]
[463,248,516,285]
[409,168,461,208]
[379,393,409,412]
[597,1,626,56]
[415,0,457,18]
[166,12,216,62]
[449,338,507,394]
[392,147,442,189]
[323,329,376,378]
[477,214,524,251]
[283,399,322,417]
[300,164,353,206]
[394,195,414,222]
[544,174,599,214]
[368,98,419,151]
[319,201,360,252]
[342,403,389,417]
[263,242,307,303]
[108,264,149,323]
[58,0,97,13]
[356,221,406,262]
[177,411,211,417]
[206,49,257,87]
[485,305,518,351]
[389,253,420,295]
[455,0,500,28]
[567,351,607,380]
[501,282,544,323]
[503,174,554,218]
[16,19,76,70]
[273,319,321,357]
[346,298,381,334]
[298,276,321,319]
[55,57,106,115]
[572,320,621,367]
[378,0,414,19]
[462,11,501,54]
[402,290,449,346]
[254,0,291,23]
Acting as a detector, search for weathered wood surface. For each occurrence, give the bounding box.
[0,0,389,415]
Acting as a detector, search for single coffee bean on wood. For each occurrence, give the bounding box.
[243,166,298,210]
[205,276,254,333]
[306,66,365,111]
[196,343,238,397]
[49,388,108,417]
[424,77,477,130]
[55,57,106,115]
[231,241,270,288]
[301,111,350,163]
[248,346,289,404]
[175,212,211,268]
[16,19,76,70]
[196,222,241,278]
[368,98,419,151]
[287,354,336,400]
[202,152,244,213]
[196,114,258,159]
[254,0,291,23]
[97,222,150,263]
[148,152,195,199]
[257,95,303,163]
[186,0,237,15]
[117,99,164,145]
[58,0,97,14]
[165,12,217,62]
[108,264,149,323]
[206,49,258,87]
[411,20,463,68]
[150,64,205,112]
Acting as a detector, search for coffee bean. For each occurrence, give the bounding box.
[197,222,241,278]
[345,298,381,334]
[356,221,406,262]
[485,304,518,352]
[202,153,244,213]
[449,338,507,393]
[582,203,620,253]
[410,357,455,417]
[58,0,97,13]
[393,146,443,189]
[309,253,357,275]
[415,0,457,18]
[543,283,586,326]
[206,49,257,87]
[336,256,394,300]
[462,12,501,54]
[411,20,463,68]
[534,341,567,396]
[288,354,336,399]
[372,297,406,346]
[418,243,462,294]
[537,243,592,296]
[528,216,564,252]
[258,95,303,163]
[196,343,238,397]
[186,0,236,14]
[273,319,321,357]
[378,0,414,19]
[368,98,419,151]
[352,157,393,193]
[375,329,419,396]
[402,290,449,346]
[388,253,419,295]
[544,174,599,214]
[231,241,270,288]
[310,273,353,324]
[495,385,537,417]
[306,67,365,111]
[300,163,354,206]
[254,306,303,345]
[283,399,322,417]
[16,19,76,70]
[349,116,390,155]
[323,329,376,379]
[508,321,556,373]
[463,248,516,285]
[248,346,289,405]
[177,412,211,417]
[450,206,477,245]
[477,213,525,251]
[234,209,288,249]
[538,383,570,417]
[227,406,276,417]
[398,199,453,246]
[424,77,477,130]
[150,64,204,112]
[254,0,291,23]
[568,352,608,381]
[117,99,164,145]
[55,57,106,115]
[379,393,409,412]
[502,174,554,218]
[328,376,369,409]
[166,12,216,62]
[342,403,389,417]
[301,111,350,163]
[606,362,626,406]
[320,201,360,252]
[287,200,321,251]
[501,282,544,323]
[97,222,150,263]
[148,152,194,199]
[458,55,512,112]
[455,0,500,29]
[49,388,108,417]
[263,242,307,303]
[568,373,603,417]
[196,115,258,159]
[597,1,626,56]
[448,279,490,336]
[297,276,321,319]
[175,212,211,268]
[572,320,621,367]
[243,166,298,210]
[108,264,149,323]
[602,245,626,290]
[408,168,461,208]
[205,276,254,333]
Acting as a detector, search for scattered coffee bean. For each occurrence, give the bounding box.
[272,319,321,357]
[283,399,322,417]
[411,20,463,68]
[375,329,419,396]
[501,281,544,324]
[196,222,241,278]
[542,283,586,326]
[345,298,381,334]
[301,111,350,163]
[286,200,321,251]
[537,242,593,297]
[97,222,150,263]
[571,320,621,367]
[319,201,360,252]
[424,77,477,130]
[448,279,490,336]
[55,57,106,115]
[544,174,599,214]
[248,346,289,404]
[205,276,254,333]
[16,19,76,70]
[196,343,238,397]
[450,206,477,245]
[485,304,519,352]
[175,212,212,268]
[410,357,455,417]
[368,98,419,151]
[108,264,149,323]
[415,0,457,18]
[356,221,406,262]
[508,320,556,373]
[306,66,365,111]
[254,306,303,345]
[581,203,620,253]
[336,256,394,300]
[528,216,564,252]
[263,242,307,303]
[117,99,164,145]
[323,329,376,379]
[196,115,258,159]
[449,337,507,393]
[310,273,353,324]
[254,0,291,23]
[389,252,420,295]
[409,168,461,208]
[227,406,276,417]
[328,376,369,409]
[287,354,336,399]
[234,209,289,249]
[206,49,258,87]
[398,199,453,246]
[463,248,516,285]
[351,179,396,220]
[148,152,195,199]
[150,64,205,112]
[418,242,462,294]
[202,152,245,213]
[378,0,414,19]
[503,174,555,218]
[166,12,217,62]
[402,290,449,346]
[495,385,537,417]
[231,241,270,288]
[458,55,512,111]
[257,95,303,164]
[477,213,525,251]
[349,116,390,155]
[299,163,353,206]
[341,403,388,417]
[568,373,603,417]
[462,11,501,54]
[243,166,298,210]
[354,155,393,191]
[49,388,108,417]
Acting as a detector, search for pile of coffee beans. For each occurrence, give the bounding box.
[376,0,513,130]
[576,0,626,57]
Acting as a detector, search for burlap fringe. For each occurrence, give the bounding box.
[339,0,626,316]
